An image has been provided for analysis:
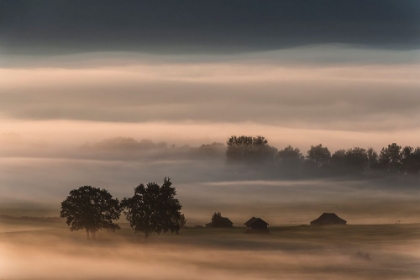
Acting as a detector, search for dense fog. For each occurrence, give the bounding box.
[1,137,419,226]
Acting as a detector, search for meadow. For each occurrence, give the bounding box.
[1,216,419,280]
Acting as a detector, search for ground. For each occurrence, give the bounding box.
[0,217,419,280]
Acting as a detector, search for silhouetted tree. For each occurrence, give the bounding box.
[345,147,368,173]
[331,149,347,174]
[331,148,368,175]
[401,146,413,160]
[121,177,182,239]
[212,212,221,221]
[60,186,121,240]
[276,145,304,175]
[307,144,331,168]
[378,143,402,173]
[367,147,379,171]
[401,146,420,175]
[226,136,277,164]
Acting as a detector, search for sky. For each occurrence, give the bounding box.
[1,1,420,151]
[1,1,420,152]
[1,1,420,222]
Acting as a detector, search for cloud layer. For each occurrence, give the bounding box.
[1,62,419,131]
[1,1,419,55]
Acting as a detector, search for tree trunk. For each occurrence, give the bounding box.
[92,230,96,240]
[86,228,90,240]
[144,231,149,240]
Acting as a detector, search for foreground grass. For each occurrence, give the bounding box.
[1,218,420,280]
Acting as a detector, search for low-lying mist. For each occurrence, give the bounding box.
[1,137,419,226]
[1,223,419,280]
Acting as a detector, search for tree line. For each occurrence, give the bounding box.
[60,177,185,240]
[226,136,420,178]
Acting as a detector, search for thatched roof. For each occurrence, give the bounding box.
[244,217,269,226]
[310,213,347,225]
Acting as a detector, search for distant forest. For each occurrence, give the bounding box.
[225,136,420,179]
[84,135,420,180]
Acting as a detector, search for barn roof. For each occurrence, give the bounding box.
[244,217,269,226]
[207,216,233,227]
[220,217,233,224]
[310,213,347,224]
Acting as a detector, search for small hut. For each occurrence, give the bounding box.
[310,213,347,225]
[206,212,233,227]
[244,217,269,233]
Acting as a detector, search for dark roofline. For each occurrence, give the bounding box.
[244,217,269,226]
[221,217,233,224]
[310,213,347,223]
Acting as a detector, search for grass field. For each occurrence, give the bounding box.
[1,217,419,280]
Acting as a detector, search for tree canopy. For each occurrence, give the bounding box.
[226,135,277,164]
[121,177,183,239]
[60,186,121,239]
[307,144,331,168]
[379,143,402,173]
[224,136,420,179]
[275,145,304,176]
[332,147,368,174]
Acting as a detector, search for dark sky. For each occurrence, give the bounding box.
[1,0,420,55]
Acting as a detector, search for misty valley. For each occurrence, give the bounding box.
[1,136,420,279]
[1,1,420,278]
